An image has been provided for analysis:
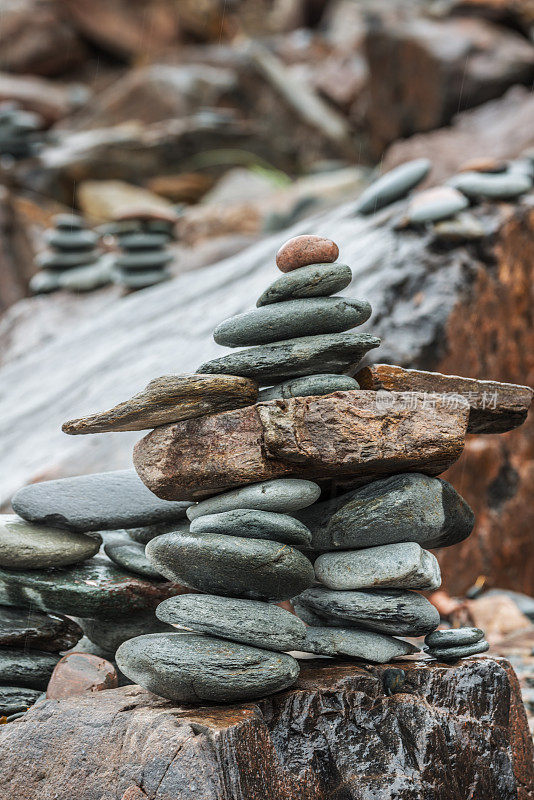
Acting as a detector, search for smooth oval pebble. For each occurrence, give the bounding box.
[448,171,532,199]
[116,632,300,702]
[276,235,339,273]
[259,373,359,401]
[190,509,312,546]
[127,521,188,545]
[146,531,315,601]
[117,232,169,250]
[424,627,484,648]
[53,213,84,230]
[113,267,171,289]
[302,627,419,662]
[187,478,321,521]
[46,653,118,699]
[156,593,307,651]
[0,514,101,569]
[37,250,98,269]
[406,186,468,224]
[356,159,431,214]
[427,640,489,661]
[104,540,162,579]
[214,296,371,347]
[115,250,173,270]
[257,262,352,306]
[45,229,98,251]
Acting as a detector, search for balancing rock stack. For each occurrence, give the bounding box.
[110,209,176,290]
[30,213,112,294]
[0,101,44,160]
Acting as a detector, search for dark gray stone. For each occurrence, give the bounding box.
[424,627,485,649]
[75,612,175,657]
[258,373,359,401]
[297,587,440,636]
[146,531,315,601]
[257,263,353,307]
[0,607,82,652]
[11,469,191,533]
[302,626,419,662]
[448,171,532,199]
[156,593,307,651]
[36,250,99,269]
[0,686,41,717]
[0,649,60,690]
[0,514,101,569]
[427,640,490,661]
[113,268,171,289]
[213,297,372,347]
[53,214,84,230]
[355,159,431,214]
[314,542,441,591]
[117,232,169,250]
[0,556,178,620]
[115,250,173,270]
[187,478,320,521]
[104,540,162,579]
[128,521,188,545]
[44,229,98,251]
[406,186,468,224]
[189,509,312,546]
[197,331,380,385]
[115,632,300,703]
[296,473,474,551]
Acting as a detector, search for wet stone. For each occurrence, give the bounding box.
[113,268,171,289]
[297,587,440,636]
[275,235,339,273]
[0,687,41,717]
[256,263,353,307]
[104,540,162,579]
[46,653,118,700]
[189,509,312,546]
[116,632,300,703]
[187,478,320,521]
[406,186,468,224]
[356,159,431,215]
[426,640,490,661]
[213,297,372,348]
[76,612,176,657]
[156,593,307,651]
[37,249,99,269]
[432,212,486,242]
[44,229,98,251]
[114,250,173,270]
[0,649,60,690]
[11,469,191,532]
[314,542,441,591]
[424,627,484,649]
[259,373,359,401]
[0,607,82,652]
[449,170,532,200]
[0,515,101,569]
[302,627,419,662]
[197,331,380,385]
[296,473,474,551]
[127,521,188,545]
[146,531,315,601]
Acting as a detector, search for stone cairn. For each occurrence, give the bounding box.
[109,209,176,290]
[0,101,44,161]
[30,213,113,294]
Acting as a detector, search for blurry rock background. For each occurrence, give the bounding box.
[0,0,533,662]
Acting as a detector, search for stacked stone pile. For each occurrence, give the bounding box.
[30,213,112,294]
[0,101,44,160]
[110,209,177,290]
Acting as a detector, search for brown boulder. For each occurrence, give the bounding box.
[0,658,532,799]
[46,652,118,700]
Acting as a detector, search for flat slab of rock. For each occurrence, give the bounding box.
[0,686,41,717]
[189,509,312,546]
[0,514,100,568]
[0,649,60,690]
[356,364,533,434]
[134,391,470,500]
[0,658,531,799]
[62,374,258,435]
[12,469,191,532]
[0,607,82,652]
[302,627,419,662]
[46,653,118,700]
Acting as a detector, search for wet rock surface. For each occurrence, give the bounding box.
[0,648,59,690]
[0,514,100,568]
[0,607,82,652]
[0,658,531,799]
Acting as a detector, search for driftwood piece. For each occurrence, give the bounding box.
[356,364,533,434]
[133,390,469,500]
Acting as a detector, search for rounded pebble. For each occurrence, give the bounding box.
[407,186,468,224]
[259,373,359,401]
[356,159,431,215]
[448,171,532,200]
[424,627,484,649]
[257,262,352,307]
[275,235,339,273]
[187,478,321,520]
[427,640,489,662]
[104,540,163,579]
[189,509,312,546]
[0,514,101,569]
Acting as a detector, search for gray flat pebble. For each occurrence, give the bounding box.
[146,531,314,601]
[356,159,431,214]
[104,540,163,579]
[314,542,441,591]
[116,632,300,702]
[0,648,60,690]
[54,258,113,292]
[257,263,353,307]
[54,214,84,230]
[297,586,440,636]
[214,296,371,348]
[187,478,320,521]
[128,521,189,545]
[197,331,380,385]
[37,249,99,269]
[190,509,312,546]
[296,473,474,551]
[117,232,169,250]
[113,267,171,289]
[259,373,359,401]
[115,250,173,270]
[424,627,484,648]
[45,229,98,251]
[427,640,489,661]
[448,171,532,200]
[0,514,100,569]
[407,186,468,224]
[156,593,307,651]
[302,627,419,662]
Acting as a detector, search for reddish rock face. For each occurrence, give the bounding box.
[275,235,339,273]
[0,658,532,799]
[46,653,118,700]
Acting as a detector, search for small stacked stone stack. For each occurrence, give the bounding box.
[30,213,112,294]
[424,627,488,662]
[110,209,176,290]
[0,101,44,160]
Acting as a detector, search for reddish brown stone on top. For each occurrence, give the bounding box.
[275,235,339,273]
[459,157,508,174]
[46,652,118,700]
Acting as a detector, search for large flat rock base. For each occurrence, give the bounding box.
[0,657,532,800]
